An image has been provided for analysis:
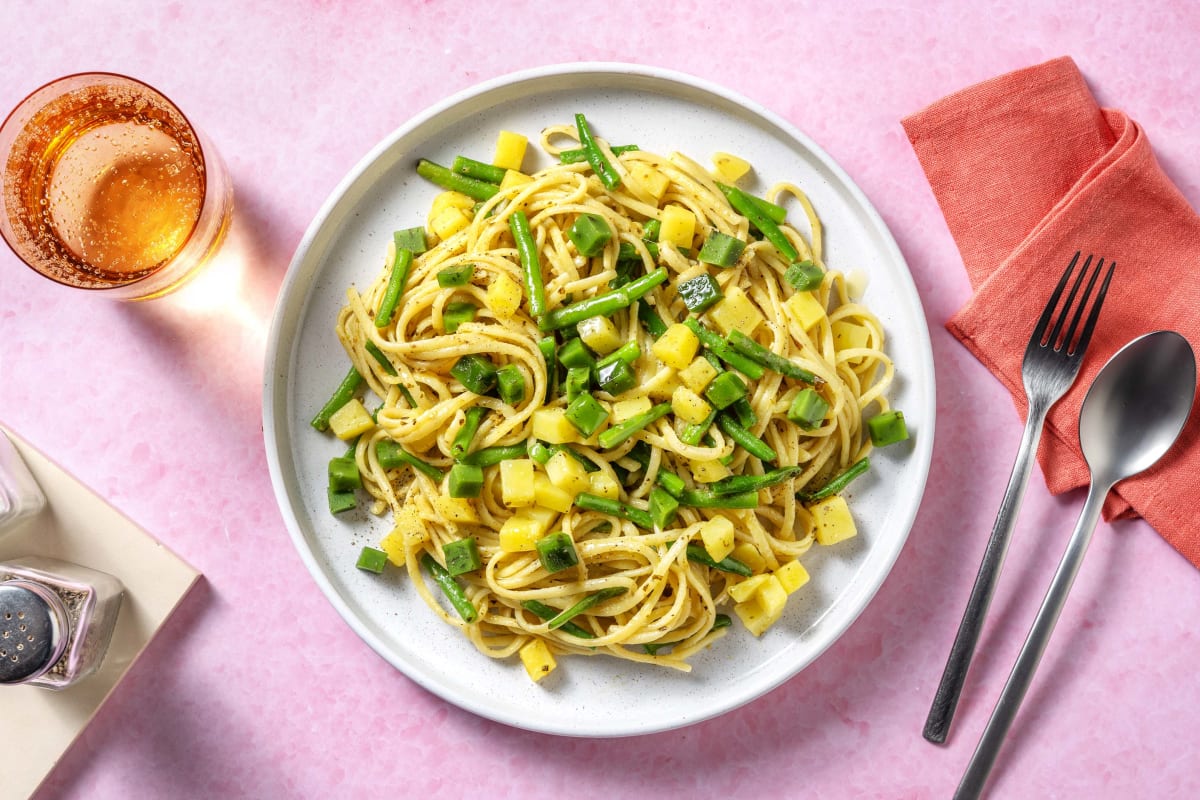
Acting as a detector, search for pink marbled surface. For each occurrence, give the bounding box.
[2,1,1199,798]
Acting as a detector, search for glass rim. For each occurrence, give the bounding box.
[0,71,218,294]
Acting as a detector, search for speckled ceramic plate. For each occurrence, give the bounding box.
[264,63,935,737]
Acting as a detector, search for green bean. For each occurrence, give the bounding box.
[720,183,799,261]
[374,246,413,329]
[596,402,672,449]
[574,492,653,529]
[365,340,398,376]
[539,268,668,331]
[451,406,489,459]
[574,113,621,189]
[521,600,595,638]
[685,544,753,577]
[416,159,499,202]
[682,318,765,380]
[311,367,363,431]
[460,442,528,468]
[677,488,760,509]
[709,465,804,496]
[421,554,478,623]
[715,182,787,224]
[797,457,871,503]
[548,586,627,630]
[558,144,639,164]
[509,210,547,318]
[376,440,444,482]
[716,414,778,462]
[451,155,506,184]
[679,408,719,447]
[637,300,669,339]
[656,469,686,498]
[726,330,819,384]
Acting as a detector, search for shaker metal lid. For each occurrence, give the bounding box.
[0,581,63,684]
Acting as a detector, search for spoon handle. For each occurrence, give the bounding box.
[954,481,1109,800]
[923,400,1050,744]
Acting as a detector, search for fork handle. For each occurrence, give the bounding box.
[923,399,1051,744]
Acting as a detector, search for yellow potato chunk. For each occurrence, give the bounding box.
[499,506,558,552]
[328,399,374,440]
[546,451,591,496]
[711,151,752,183]
[429,190,474,220]
[519,638,557,682]
[811,495,858,546]
[610,396,652,423]
[587,471,621,500]
[832,320,870,353]
[379,526,408,567]
[678,357,719,395]
[644,367,682,401]
[500,169,533,190]
[493,130,528,171]
[785,291,827,331]
[732,541,766,573]
[707,287,764,337]
[533,473,574,513]
[434,495,478,524]
[734,574,788,636]
[577,315,622,355]
[660,204,696,250]
[700,515,736,562]
[651,323,701,370]
[728,574,771,603]
[531,408,578,444]
[430,205,471,240]
[775,560,810,594]
[500,459,536,507]
[691,459,731,484]
[671,386,712,425]
[486,273,523,318]
[628,162,671,203]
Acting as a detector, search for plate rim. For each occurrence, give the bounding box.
[263,61,936,737]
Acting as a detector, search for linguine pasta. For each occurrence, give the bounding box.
[328,119,894,677]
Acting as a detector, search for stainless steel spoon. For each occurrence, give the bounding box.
[956,330,1196,799]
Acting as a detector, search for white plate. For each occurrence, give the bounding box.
[263,63,935,737]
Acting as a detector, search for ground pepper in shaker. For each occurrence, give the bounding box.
[0,556,123,689]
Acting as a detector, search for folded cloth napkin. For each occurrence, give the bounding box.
[902,56,1200,568]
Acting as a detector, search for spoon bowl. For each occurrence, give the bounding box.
[957,330,1196,799]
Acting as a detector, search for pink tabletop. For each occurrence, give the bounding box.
[3,2,1199,798]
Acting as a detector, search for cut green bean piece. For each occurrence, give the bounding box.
[785,260,824,291]
[443,301,477,333]
[565,366,592,403]
[558,337,595,369]
[797,458,871,504]
[649,487,680,529]
[727,330,819,383]
[720,183,799,261]
[568,213,613,257]
[574,113,621,190]
[731,397,757,428]
[376,247,414,328]
[710,465,804,496]
[558,143,639,164]
[328,456,362,492]
[522,600,595,638]
[868,410,909,446]
[565,393,610,437]
[538,268,668,331]
[376,440,445,481]
[698,230,747,267]
[527,440,555,465]
[451,406,489,459]
[683,319,764,380]
[574,493,653,529]
[678,488,760,509]
[328,486,357,515]
[685,544,753,577]
[509,210,547,318]
[536,532,580,573]
[637,301,669,339]
[594,359,636,396]
[548,586,627,630]
[460,442,528,468]
[538,336,557,398]
[394,226,428,254]
[679,408,719,447]
[311,366,363,431]
[596,402,672,449]
[443,537,482,576]
[496,364,526,405]
[705,371,748,410]
[677,273,723,313]
[417,159,499,202]
[451,155,506,184]
[365,341,398,376]
[717,414,777,462]
[656,469,686,498]
[451,354,497,395]
[356,546,388,574]
[788,388,830,429]
[595,341,640,370]
[436,263,475,287]
[421,554,478,623]
[715,183,787,224]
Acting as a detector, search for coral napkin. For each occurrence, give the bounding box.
[902,56,1200,568]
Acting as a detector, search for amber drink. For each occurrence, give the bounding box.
[0,73,231,300]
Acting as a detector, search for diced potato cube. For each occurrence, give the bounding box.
[699,515,736,561]
[588,471,621,500]
[678,357,719,395]
[671,386,712,425]
[645,367,682,401]
[493,130,528,171]
[430,205,471,240]
[775,560,810,594]
[628,163,670,203]
[430,190,475,221]
[832,320,870,352]
[577,315,622,355]
[785,291,826,331]
[500,459,536,507]
[533,473,574,513]
[734,574,788,636]
[811,495,858,545]
[500,169,533,190]
[728,573,771,603]
[328,399,374,440]
[486,273,523,318]
[707,287,764,337]
[531,408,578,444]
[711,151,752,183]
[499,506,558,552]
[651,323,701,370]
[611,396,653,423]
[660,204,696,250]
[379,526,408,567]
[732,541,766,573]
[691,459,731,484]
[434,494,478,524]
[546,451,591,496]
[519,638,557,682]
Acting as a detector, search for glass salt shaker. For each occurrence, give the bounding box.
[0,556,124,690]
[0,432,45,534]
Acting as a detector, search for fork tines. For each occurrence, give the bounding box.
[1034,252,1116,356]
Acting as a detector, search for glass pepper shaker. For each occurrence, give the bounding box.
[0,556,123,690]
[0,432,45,534]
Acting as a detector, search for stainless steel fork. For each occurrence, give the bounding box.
[923,251,1115,744]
